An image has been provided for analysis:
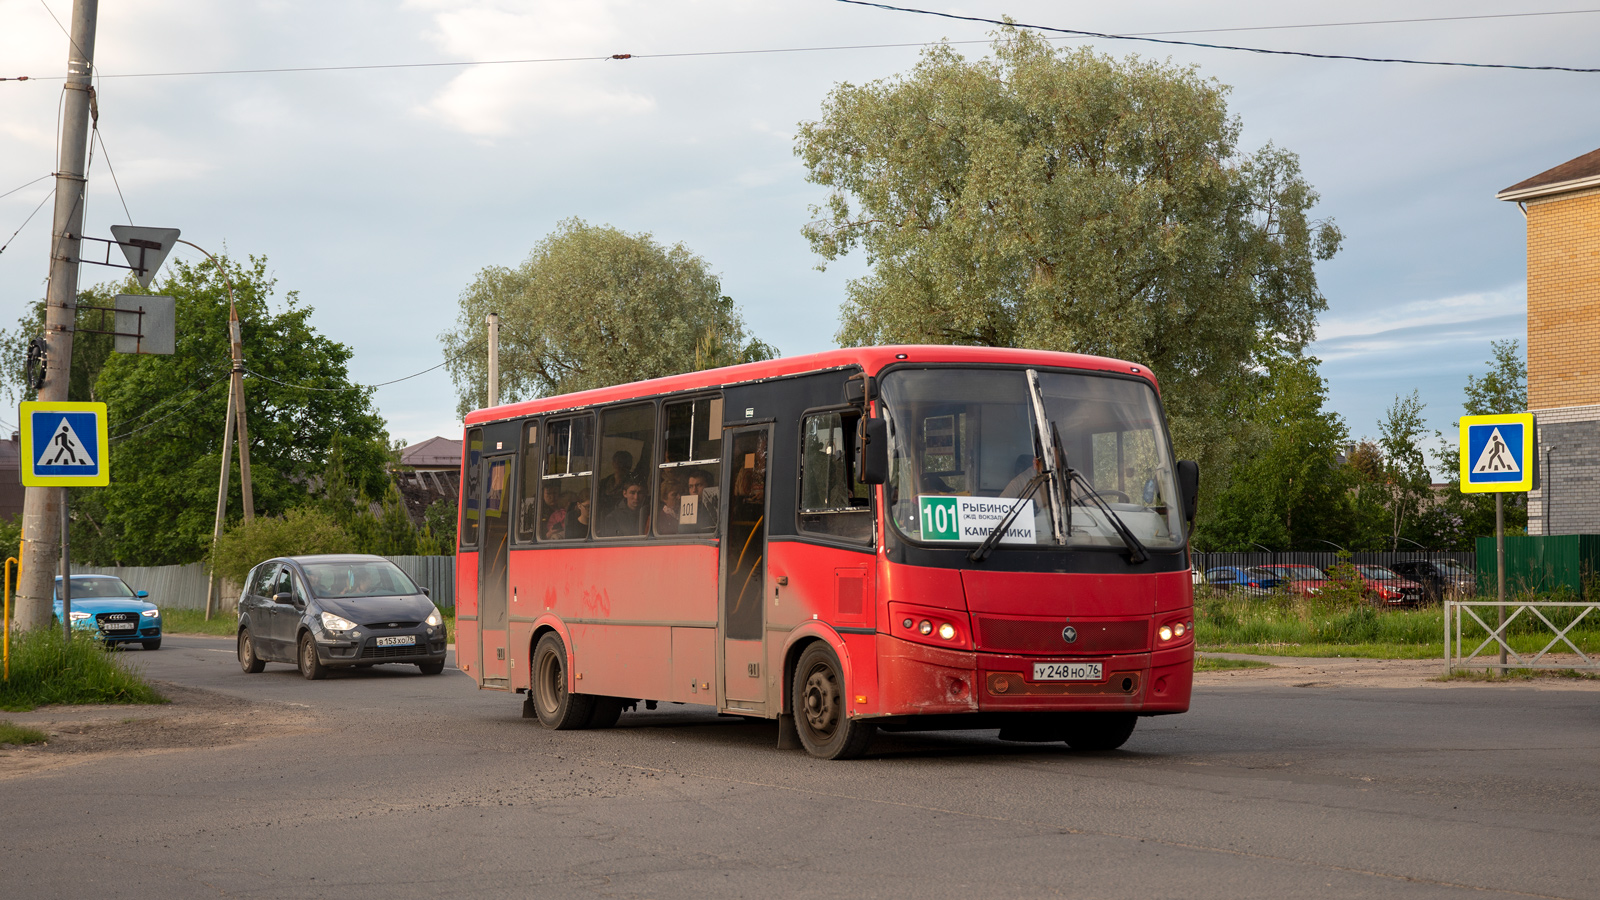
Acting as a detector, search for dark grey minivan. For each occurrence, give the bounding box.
[237,554,448,679]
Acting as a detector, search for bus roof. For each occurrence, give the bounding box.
[463,344,1158,425]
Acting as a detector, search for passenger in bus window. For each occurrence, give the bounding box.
[599,450,634,509]
[537,483,566,537]
[678,468,714,533]
[603,479,649,536]
[565,493,592,539]
[657,471,686,535]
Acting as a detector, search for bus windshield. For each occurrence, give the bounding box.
[880,367,1185,552]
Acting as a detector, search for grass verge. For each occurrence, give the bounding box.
[0,720,49,745]
[0,629,166,712]
[1433,668,1600,682]
[1195,590,1600,660]
[1194,655,1272,671]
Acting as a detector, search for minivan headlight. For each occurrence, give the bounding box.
[426,607,442,628]
[320,612,357,633]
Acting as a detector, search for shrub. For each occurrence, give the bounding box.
[0,629,165,712]
[210,507,354,586]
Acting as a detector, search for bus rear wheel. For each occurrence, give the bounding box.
[1063,712,1137,751]
[791,642,874,760]
[532,633,595,730]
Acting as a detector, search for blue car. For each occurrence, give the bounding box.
[1203,566,1283,594]
[53,574,163,650]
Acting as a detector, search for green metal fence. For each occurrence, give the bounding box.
[1474,535,1600,597]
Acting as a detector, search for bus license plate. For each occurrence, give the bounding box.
[101,622,136,631]
[375,635,416,647]
[1033,662,1102,681]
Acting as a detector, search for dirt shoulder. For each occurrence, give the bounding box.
[0,681,319,779]
[1198,652,1600,690]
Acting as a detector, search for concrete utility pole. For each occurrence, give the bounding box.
[486,312,500,407]
[14,0,99,632]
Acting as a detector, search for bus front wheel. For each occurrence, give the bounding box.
[791,642,874,760]
[532,633,596,730]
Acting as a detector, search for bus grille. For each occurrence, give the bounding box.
[974,617,1147,655]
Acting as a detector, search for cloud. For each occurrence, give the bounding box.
[406,0,655,135]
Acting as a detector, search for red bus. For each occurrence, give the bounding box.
[453,346,1199,759]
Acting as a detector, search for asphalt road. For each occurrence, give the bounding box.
[3,635,1599,899]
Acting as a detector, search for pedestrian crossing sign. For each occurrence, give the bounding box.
[19,401,110,486]
[1459,413,1534,493]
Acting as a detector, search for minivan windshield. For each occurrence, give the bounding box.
[302,560,420,599]
[879,367,1184,551]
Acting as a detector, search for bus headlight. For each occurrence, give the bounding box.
[1158,625,1173,641]
[937,623,956,640]
[918,620,933,636]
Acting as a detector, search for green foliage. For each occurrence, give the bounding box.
[795,31,1340,474]
[1464,339,1528,417]
[0,294,114,405]
[424,499,458,553]
[0,629,166,712]
[1318,552,1371,607]
[371,481,420,557]
[440,218,776,416]
[210,507,354,586]
[157,607,242,636]
[0,720,49,745]
[1193,656,1272,671]
[64,256,391,566]
[1194,355,1353,550]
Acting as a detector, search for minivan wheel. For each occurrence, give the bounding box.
[297,633,329,681]
[238,629,265,673]
[417,660,445,675]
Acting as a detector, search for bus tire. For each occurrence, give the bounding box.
[1063,712,1137,751]
[586,697,624,729]
[532,633,595,730]
[791,642,874,760]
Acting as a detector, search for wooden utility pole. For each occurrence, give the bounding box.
[14,0,99,631]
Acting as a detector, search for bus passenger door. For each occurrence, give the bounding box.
[477,455,512,688]
[719,426,770,710]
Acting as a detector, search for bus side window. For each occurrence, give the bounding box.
[514,420,540,543]
[657,395,722,536]
[798,410,873,542]
[596,403,656,538]
[461,427,483,547]
[540,416,594,541]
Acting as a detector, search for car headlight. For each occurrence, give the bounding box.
[426,607,443,628]
[141,609,160,618]
[69,611,90,621]
[320,612,357,632]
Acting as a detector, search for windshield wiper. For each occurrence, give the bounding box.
[968,467,1049,563]
[1066,468,1149,564]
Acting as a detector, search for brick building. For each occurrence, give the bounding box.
[1498,147,1600,534]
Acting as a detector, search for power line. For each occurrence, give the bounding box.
[108,376,228,442]
[5,8,1600,82]
[835,0,1600,73]
[0,173,52,201]
[93,128,133,224]
[0,187,55,259]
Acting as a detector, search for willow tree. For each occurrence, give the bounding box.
[795,30,1341,466]
[440,219,775,417]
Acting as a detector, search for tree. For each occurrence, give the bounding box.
[795,31,1341,470]
[71,256,391,566]
[1373,392,1434,551]
[1193,355,1354,550]
[210,508,353,586]
[439,218,776,417]
[1464,339,1527,417]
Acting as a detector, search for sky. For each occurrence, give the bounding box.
[1,0,1595,461]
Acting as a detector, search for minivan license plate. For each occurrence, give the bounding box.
[375,635,416,647]
[1033,662,1102,681]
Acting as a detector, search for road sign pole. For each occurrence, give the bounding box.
[1496,492,1506,670]
[15,0,99,633]
[60,491,71,643]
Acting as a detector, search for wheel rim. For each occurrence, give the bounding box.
[239,633,250,663]
[535,647,564,716]
[801,663,840,740]
[300,637,313,672]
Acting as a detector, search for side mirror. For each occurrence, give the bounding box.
[844,373,877,405]
[420,586,430,597]
[857,417,889,485]
[273,592,292,605]
[135,590,149,599]
[1175,460,1200,523]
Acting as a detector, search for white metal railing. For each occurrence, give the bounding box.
[1445,600,1600,672]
